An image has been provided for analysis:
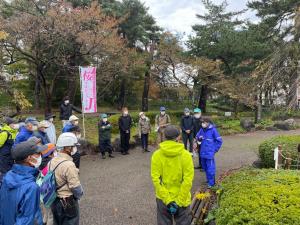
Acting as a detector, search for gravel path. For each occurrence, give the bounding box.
[79,129,300,225]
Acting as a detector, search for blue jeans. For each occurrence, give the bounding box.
[201,158,216,187]
[198,145,202,168]
[141,133,149,150]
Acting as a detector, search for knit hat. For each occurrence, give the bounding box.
[41,143,56,158]
[139,112,145,117]
[70,125,81,133]
[25,117,39,126]
[164,125,180,140]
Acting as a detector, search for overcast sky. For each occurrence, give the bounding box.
[142,0,257,36]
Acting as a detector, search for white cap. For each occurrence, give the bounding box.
[69,115,79,122]
[38,120,50,128]
[56,132,78,149]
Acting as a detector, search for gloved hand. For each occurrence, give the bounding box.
[167,202,179,215]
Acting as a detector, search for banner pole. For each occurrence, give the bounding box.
[79,66,86,139]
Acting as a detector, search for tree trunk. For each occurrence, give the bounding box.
[44,91,52,114]
[142,68,150,112]
[67,54,79,104]
[255,94,262,123]
[118,79,126,110]
[67,75,77,104]
[34,75,41,110]
[198,85,208,113]
[233,100,239,118]
[37,66,52,114]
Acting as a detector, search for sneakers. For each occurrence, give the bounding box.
[144,149,151,152]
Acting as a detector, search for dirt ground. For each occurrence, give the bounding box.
[79,129,300,225]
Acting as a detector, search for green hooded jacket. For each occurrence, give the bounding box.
[151,140,194,207]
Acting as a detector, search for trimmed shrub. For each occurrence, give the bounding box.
[258,135,300,168]
[215,169,300,225]
[271,110,300,121]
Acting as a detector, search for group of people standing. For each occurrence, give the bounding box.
[0,97,84,225]
[0,95,223,225]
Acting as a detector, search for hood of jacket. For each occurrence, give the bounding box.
[3,164,38,190]
[159,140,184,157]
[19,126,32,135]
[203,124,214,130]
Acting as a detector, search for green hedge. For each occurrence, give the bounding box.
[215,169,300,225]
[271,110,300,121]
[258,135,300,168]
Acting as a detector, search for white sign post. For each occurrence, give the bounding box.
[274,147,279,170]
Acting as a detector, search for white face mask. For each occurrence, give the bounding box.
[76,134,81,139]
[10,124,20,130]
[202,123,209,128]
[53,151,58,157]
[194,114,201,119]
[31,155,42,168]
[71,146,78,156]
[73,121,79,126]
[123,111,128,116]
[49,118,54,123]
[103,118,108,123]
[64,100,70,105]
[161,111,165,115]
[32,125,38,131]
[185,113,190,116]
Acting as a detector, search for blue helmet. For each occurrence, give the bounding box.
[160,106,166,111]
[194,108,201,113]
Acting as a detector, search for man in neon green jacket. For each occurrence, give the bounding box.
[151,125,194,225]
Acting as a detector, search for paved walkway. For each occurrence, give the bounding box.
[79,129,300,225]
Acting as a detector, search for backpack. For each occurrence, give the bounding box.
[40,160,68,208]
[0,130,13,147]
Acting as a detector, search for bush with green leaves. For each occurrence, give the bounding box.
[259,135,300,168]
[271,110,300,121]
[215,169,300,225]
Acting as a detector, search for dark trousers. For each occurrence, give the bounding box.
[72,152,81,169]
[156,199,191,225]
[182,132,193,152]
[52,198,79,225]
[99,139,112,155]
[141,133,149,150]
[120,131,130,153]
